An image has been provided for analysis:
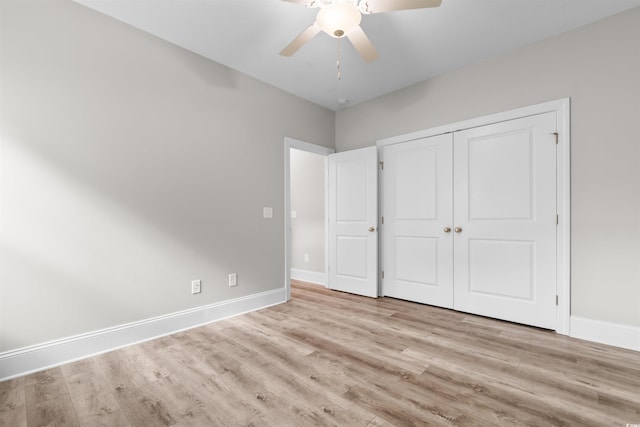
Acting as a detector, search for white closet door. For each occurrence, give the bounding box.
[328,146,378,298]
[453,112,557,329]
[382,134,454,307]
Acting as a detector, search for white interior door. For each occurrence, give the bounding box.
[382,134,454,307]
[328,146,378,298]
[453,112,557,329]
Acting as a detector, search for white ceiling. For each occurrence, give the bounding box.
[73,0,640,111]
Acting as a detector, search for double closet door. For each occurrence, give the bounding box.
[382,112,558,329]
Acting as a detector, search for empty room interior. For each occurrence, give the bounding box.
[1,0,639,425]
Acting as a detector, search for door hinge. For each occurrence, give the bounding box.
[381,216,384,224]
[556,295,559,306]
[552,132,559,144]
[379,161,384,170]
[556,214,559,225]
[381,271,385,279]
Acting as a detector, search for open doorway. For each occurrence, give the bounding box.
[284,138,334,300]
[290,149,327,284]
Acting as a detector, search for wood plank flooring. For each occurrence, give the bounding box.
[2,280,639,426]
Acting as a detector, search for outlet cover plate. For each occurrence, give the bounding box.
[191,280,201,294]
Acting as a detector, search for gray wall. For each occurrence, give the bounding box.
[290,149,326,273]
[2,0,638,355]
[0,0,335,352]
[336,7,640,327]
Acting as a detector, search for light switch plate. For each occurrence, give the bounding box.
[263,207,273,218]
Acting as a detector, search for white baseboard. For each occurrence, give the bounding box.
[290,268,327,286]
[0,288,286,381]
[570,316,640,352]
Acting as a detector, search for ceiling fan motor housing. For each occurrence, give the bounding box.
[316,3,362,38]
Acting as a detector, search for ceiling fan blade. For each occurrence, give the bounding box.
[280,24,321,57]
[361,0,442,14]
[346,26,379,63]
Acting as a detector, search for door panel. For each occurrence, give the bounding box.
[335,236,368,279]
[395,236,438,285]
[453,112,557,329]
[382,134,454,307]
[468,239,534,299]
[467,131,533,220]
[328,147,378,298]
[395,151,438,220]
[336,159,367,221]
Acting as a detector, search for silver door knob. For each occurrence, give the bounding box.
[454,227,462,233]
[444,227,451,233]
[368,226,376,232]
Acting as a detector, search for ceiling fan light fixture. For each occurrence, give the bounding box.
[316,3,361,38]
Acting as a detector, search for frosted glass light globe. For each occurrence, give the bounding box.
[316,3,361,38]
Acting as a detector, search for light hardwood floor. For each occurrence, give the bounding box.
[1,280,639,426]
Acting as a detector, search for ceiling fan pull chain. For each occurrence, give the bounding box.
[337,37,342,80]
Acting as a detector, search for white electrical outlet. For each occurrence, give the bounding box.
[191,280,201,294]
[304,254,309,263]
[228,273,237,287]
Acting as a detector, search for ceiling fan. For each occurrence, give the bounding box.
[279,0,442,63]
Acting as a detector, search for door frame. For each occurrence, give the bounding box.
[284,137,335,301]
[377,98,571,335]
